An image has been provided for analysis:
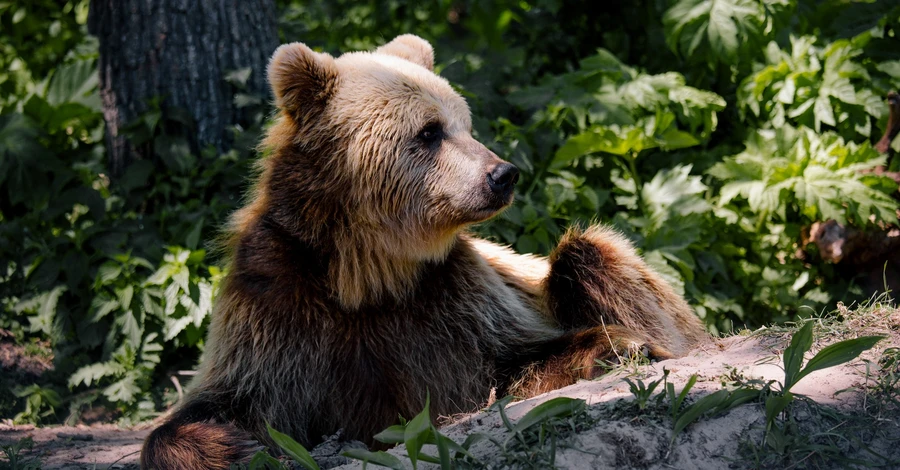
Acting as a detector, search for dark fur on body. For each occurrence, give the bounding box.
[141,35,706,469]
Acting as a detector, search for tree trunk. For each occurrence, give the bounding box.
[88,0,278,176]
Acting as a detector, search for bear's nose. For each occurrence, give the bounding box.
[487,163,520,195]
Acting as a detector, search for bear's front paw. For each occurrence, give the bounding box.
[606,340,675,366]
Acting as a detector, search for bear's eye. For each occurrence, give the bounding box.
[417,123,443,144]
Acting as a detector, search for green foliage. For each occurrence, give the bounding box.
[0,0,91,112]
[663,321,883,455]
[0,437,41,470]
[866,346,900,416]
[547,51,725,167]
[761,321,884,455]
[779,320,885,393]
[670,383,759,445]
[0,1,259,421]
[11,384,60,425]
[624,368,669,410]
[710,126,897,226]
[739,36,885,138]
[663,0,792,69]
[266,423,321,470]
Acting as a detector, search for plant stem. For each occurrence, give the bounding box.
[524,163,548,200]
[626,151,644,213]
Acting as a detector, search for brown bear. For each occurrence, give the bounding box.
[141,34,706,469]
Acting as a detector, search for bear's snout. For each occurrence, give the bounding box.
[486,163,519,196]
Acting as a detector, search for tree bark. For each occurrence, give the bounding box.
[88,0,278,176]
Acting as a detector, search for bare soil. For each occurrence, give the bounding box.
[0,424,148,469]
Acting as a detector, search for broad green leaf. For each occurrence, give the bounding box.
[15,286,67,336]
[145,265,174,286]
[672,389,728,441]
[657,127,700,150]
[248,450,283,469]
[46,58,99,109]
[791,335,885,389]
[119,160,154,191]
[116,285,134,310]
[511,397,586,434]
[876,60,900,78]
[434,431,451,469]
[373,425,406,444]
[171,266,190,292]
[88,295,119,323]
[96,262,122,286]
[69,362,126,388]
[663,0,767,66]
[764,392,793,424]
[341,449,404,470]
[119,309,144,349]
[516,234,539,254]
[164,282,181,316]
[404,395,432,469]
[102,372,142,403]
[164,315,193,341]
[553,128,629,168]
[579,48,627,74]
[813,95,836,131]
[783,321,814,391]
[185,218,204,250]
[266,423,320,470]
[224,67,253,88]
[186,248,206,266]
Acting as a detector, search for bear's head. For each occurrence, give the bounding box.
[252,35,519,307]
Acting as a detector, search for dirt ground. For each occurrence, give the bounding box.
[0,424,147,469]
[2,306,898,469]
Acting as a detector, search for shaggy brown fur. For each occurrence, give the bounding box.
[141,35,706,470]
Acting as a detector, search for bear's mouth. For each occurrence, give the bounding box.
[470,196,514,220]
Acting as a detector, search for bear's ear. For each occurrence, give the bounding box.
[376,34,434,71]
[267,42,338,120]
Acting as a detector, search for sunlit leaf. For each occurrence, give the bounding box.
[266,423,320,470]
[404,395,432,469]
[342,449,404,470]
[511,397,586,435]
[791,335,885,389]
[783,321,814,391]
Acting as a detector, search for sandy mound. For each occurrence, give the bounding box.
[333,312,900,469]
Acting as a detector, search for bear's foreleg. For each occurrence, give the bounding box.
[467,227,705,398]
[544,225,705,357]
[501,324,673,397]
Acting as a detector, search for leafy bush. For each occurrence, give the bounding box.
[738,36,886,139]
[1,0,899,423]
[0,1,262,420]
